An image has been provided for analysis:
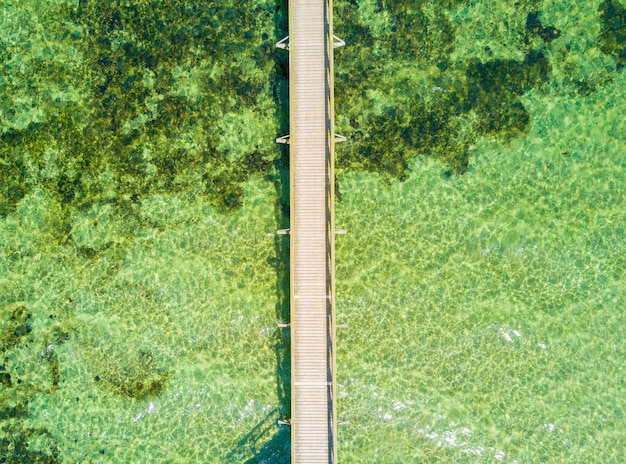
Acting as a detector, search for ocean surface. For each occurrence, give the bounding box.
[1,0,624,462]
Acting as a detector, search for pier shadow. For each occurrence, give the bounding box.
[225,407,290,464]
[228,0,291,461]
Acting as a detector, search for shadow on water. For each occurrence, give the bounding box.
[225,407,290,463]
[228,0,291,462]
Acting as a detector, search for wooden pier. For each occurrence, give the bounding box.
[276,0,343,462]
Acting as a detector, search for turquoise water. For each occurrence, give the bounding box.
[1,0,625,462]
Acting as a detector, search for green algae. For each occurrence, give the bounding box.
[333,0,625,178]
[334,68,626,460]
[333,0,555,176]
[526,10,562,43]
[0,304,33,353]
[0,0,281,224]
[0,302,64,462]
[599,0,626,68]
[0,0,286,461]
[0,424,61,464]
[0,0,624,461]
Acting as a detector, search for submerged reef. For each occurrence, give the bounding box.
[526,11,561,43]
[599,0,626,69]
[0,0,282,222]
[0,1,283,459]
[333,0,623,177]
[0,0,624,460]
[0,0,623,220]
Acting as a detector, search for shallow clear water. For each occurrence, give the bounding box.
[1,0,625,462]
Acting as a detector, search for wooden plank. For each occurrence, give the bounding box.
[287,0,338,462]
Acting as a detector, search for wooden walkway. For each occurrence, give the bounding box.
[276,0,342,462]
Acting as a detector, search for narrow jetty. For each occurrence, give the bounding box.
[276,0,343,462]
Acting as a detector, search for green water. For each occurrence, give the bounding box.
[1,0,624,462]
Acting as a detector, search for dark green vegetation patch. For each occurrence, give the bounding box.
[599,0,626,69]
[0,305,32,353]
[0,1,285,459]
[0,0,283,223]
[333,0,556,177]
[526,11,561,43]
[466,50,551,138]
[332,0,624,178]
[0,424,61,464]
[1,0,624,221]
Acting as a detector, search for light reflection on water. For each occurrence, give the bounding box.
[0,0,625,462]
